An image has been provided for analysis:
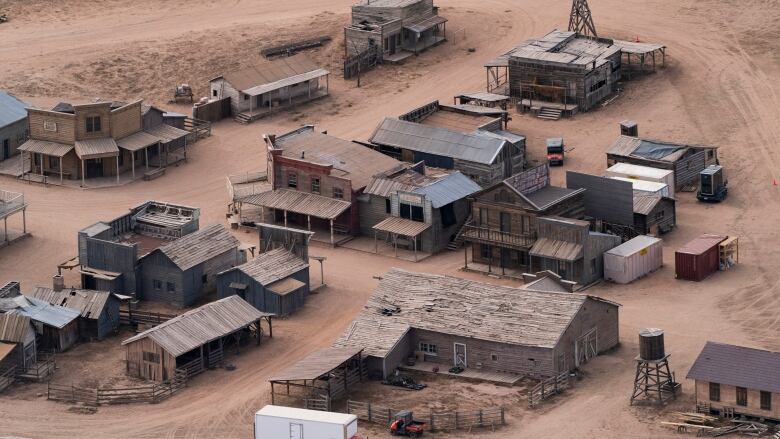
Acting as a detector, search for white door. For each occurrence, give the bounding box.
[289,423,302,439]
[574,328,598,368]
[454,343,467,368]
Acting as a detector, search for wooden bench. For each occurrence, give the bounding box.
[143,168,166,181]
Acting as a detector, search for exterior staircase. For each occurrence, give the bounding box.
[538,107,563,121]
[233,113,252,124]
[447,218,472,251]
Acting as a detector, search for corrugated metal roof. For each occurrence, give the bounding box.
[457,91,510,103]
[0,296,79,329]
[239,189,352,220]
[267,278,306,296]
[121,296,272,357]
[370,118,507,165]
[29,287,112,320]
[116,130,160,152]
[607,135,714,163]
[244,69,329,96]
[373,217,430,237]
[221,55,322,91]
[156,224,240,271]
[687,342,780,394]
[0,91,28,128]
[145,123,189,143]
[228,247,309,286]
[75,138,119,159]
[0,313,32,343]
[529,237,584,261]
[270,346,364,381]
[605,235,662,257]
[17,139,74,157]
[413,171,481,208]
[677,234,727,256]
[606,162,673,179]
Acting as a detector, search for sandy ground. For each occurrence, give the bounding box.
[1,0,780,437]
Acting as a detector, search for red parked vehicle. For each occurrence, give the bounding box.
[389,411,426,437]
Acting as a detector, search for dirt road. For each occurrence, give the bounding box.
[0,0,779,437]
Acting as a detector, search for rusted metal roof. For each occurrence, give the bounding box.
[0,313,32,343]
[373,217,430,237]
[270,346,364,381]
[18,139,74,157]
[612,39,665,55]
[220,54,321,91]
[74,138,119,159]
[121,295,272,357]
[29,287,113,320]
[155,224,240,271]
[116,130,159,152]
[529,237,584,262]
[677,234,727,256]
[607,135,714,163]
[687,341,780,393]
[239,189,351,220]
[267,277,306,296]
[226,247,309,286]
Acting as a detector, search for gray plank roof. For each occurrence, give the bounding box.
[226,247,309,286]
[29,287,113,320]
[270,346,364,381]
[74,138,119,160]
[239,189,352,220]
[334,269,619,358]
[0,313,32,343]
[370,118,507,165]
[18,139,74,157]
[121,295,272,357]
[687,341,780,393]
[155,224,240,271]
[0,91,28,128]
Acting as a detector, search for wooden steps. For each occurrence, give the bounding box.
[538,107,563,121]
[233,113,252,124]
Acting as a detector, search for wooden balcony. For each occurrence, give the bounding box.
[462,224,536,249]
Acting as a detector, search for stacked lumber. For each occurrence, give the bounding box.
[661,413,773,437]
[708,420,769,437]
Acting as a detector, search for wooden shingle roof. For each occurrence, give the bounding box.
[155,224,239,271]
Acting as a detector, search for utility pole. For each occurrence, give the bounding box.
[568,0,598,38]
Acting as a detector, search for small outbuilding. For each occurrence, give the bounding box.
[0,312,37,374]
[603,235,663,284]
[217,247,310,316]
[675,234,726,282]
[29,286,121,340]
[0,295,79,352]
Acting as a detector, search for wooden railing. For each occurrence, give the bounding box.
[462,224,536,248]
[0,190,24,216]
[47,369,187,406]
[347,400,505,432]
[17,353,55,381]
[0,366,16,393]
[184,117,211,140]
[528,371,570,408]
[119,309,176,326]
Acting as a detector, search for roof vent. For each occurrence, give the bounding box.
[423,303,434,312]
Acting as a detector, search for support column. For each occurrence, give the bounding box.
[283,210,288,227]
[59,163,63,185]
[158,143,162,169]
[330,219,335,246]
[81,159,85,187]
[22,208,26,233]
[131,153,135,179]
[307,215,311,231]
[374,230,378,254]
[145,147,149,170]
[393,233,397,257]
[413,236,417,262]
[3,217,7,242]
[464,244,468,269]
[116,154,120,183]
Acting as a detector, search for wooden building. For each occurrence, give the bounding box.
[138,224,244,307]
[463,163,586,276]
[360,163,481,255]
[632,193,676,236]
[687,342,780,421]
[529,217,621,286]
[217,248,310,316]
[247,126,400,245]
[0,91,29,163]
[606,135,718,190]
[72,200,200,296]
[0,189,29,247]
[399,100,509,133]
[0,295,79,352]
[0,312,37,374]
[334,269,620,380]
[29,286,121,340]
[122,295,273,382]
[17,100,189,185]
[209,55,329,123]
[345,0,446,62]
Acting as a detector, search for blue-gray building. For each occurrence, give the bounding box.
[0,91,28,162]
[30,286,121,340]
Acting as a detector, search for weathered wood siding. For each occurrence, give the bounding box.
[634,198,676,235]
[553,297,619,373]
[210,78,241,115]
[0,118,27,161]
[125,338,177,382]
[351,0,433,23]
[380,329,412,378]
[216,267,310,315]
[95,296,121,340]
[359,194,391,236]
[27,109,75,144]
[74,103,112,141]
[581,233,621,285]
[673,150,706,189]
[81,236,139,295]
[694,380,780,421]
[143,107,164,131]
[110,101,142,139]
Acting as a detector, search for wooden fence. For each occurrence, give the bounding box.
[119,309,176,327]
[528,371,570,408]
[346,400,505,432]
[261,36,332,58]
[184,117,211,141]
[0,366,16,393]
[17,353,55,381]
[344,44,380,80]
[47,369,187,406]
[192,97,231,123]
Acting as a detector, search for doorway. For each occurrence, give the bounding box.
[86,158,103,178]
[453,343,467,368]
[574,328,598,368]
[2,139,9,160]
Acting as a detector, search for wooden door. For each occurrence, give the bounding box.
[2,139,8,160]
[454,343,467,368]
[574,328,598,368]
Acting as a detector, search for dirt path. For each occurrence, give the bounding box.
[1,0,779,437]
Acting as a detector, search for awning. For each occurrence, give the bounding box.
[75,138,119,160]
[145,124,189,143]
[243,69,330,97]
[404,14,447,33]
[270,346,364,382]
[529,238,583,262]
[116,131,160,152]
[18,139,74,157]
[373,217,430,237]
[229,282,248,290]
[239,189,351,220]
[0,342,15,363]
[267,278,305,296]
[79,266,121,281]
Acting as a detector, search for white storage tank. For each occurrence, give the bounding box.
[254,405,359,439]
[609,177,670,198]
[606,163,675,198]
[603,235,663,284]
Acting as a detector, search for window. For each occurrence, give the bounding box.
[311,177,320,194]
[383,37,389,49]
[385,198,391,214]
[400,203,424,222]
[153,279,162,291]
[143,352,160,364]
[333,187,344,199]
[708,150,714,159]
[589,79,607,93]
[48,156,60,171]
[656,210,665,220]
[118,152,124,167]
[709,382,720,402]
[166,282,175,292]
[499,212,511,233]
[212,89,218,97]
[479,208,488,226]
[736,386,748,407]
[396,34,401,45]
[287,172,297,188]
[419,342,437,355]
[244,94,249,101]
[481,244,491,259]
[85,116,101,133]
[491,354,499,362]
[761,391,771,411]
[440,203,456,227]
[202,274,208,284]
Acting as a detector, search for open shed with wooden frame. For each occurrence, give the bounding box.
[270,346,365,411]
[121,296,273,382]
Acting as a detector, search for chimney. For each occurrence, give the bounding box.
[301,151,305,159]
[52,274,65,292]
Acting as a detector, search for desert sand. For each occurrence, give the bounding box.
[0,0,779,437]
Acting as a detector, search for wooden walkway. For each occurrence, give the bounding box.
[399,362,523,385]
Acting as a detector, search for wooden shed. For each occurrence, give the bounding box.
[122,295,273,382]
[0,295,79,352]
[216,247,310,316]
[29,286,121,340]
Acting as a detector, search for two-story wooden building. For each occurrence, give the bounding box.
[17,100,189,186]
[462,163,585,277]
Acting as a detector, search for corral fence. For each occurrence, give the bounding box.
[119,309,176,327]
[192,97,231,123]
[47,369,187,406]
[17,353,55,381]
[344,44,380,80]
[0,366,16,393]
[184,117,211,141]
[346,400,505,432]
[528,371,570,408]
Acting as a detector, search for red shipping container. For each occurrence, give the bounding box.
[675,234,727,281]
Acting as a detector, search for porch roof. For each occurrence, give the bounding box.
[145,123,189,143]
[18,139,74,157]
[244,69,330,97]
[75,138,119,160]
[404,14,447,33]
[239,189,351,220]
[116,130,160,152]
[267,277,306,296]
[373,217,430,237]
[529,238,583,262]
[270,346,363,382]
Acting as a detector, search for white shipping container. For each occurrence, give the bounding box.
[606,163,675,198]
[609,177,670,198]
[255,406,359,439]
[603,235,663,284]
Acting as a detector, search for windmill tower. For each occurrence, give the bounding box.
[568,0,598,37]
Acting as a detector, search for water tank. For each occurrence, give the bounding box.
[639,328,665,360]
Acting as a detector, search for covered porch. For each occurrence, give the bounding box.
[372,216,430,262]
[238,69,330,123]
[17,139,76,185]
[75,138,121,187]
[528,238,583,284]
[402,14,447,55]
[116,124,189,179]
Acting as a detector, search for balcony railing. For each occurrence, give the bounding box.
[0,190,24,218]
[462,224,536,248]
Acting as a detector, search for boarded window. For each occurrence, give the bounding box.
[333,187,344,199]
[400,203,423,222]
[143,351,160,364]
[761,391,771,410]
[440,203,456,227]
[709,382,720,402]
[86,116,101,133]
[736,386,747,406]
[419,342,437,355]
[212,90,218,97]
[166,282,175,292]
[491,354,499,362]
[311,177,320,194]
[479,208,488,226]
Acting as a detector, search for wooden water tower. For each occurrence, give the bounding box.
[630,328,681,405]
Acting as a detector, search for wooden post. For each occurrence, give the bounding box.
[271,381,275,404]
[116,154,120,183]
[330,219,334,246]
[374,230,378,254]
[145,147,149,170]
[22,208,26,234]
[283,210,288,227]
[500,407,505,424]
[455,411,459,429]
[59,161,63,185]
[81,159,85,187]
[157,142,162,169]
[430,413,434,431]
[307,215,311,231]
[413,235,417,262]
[464,244,468,269]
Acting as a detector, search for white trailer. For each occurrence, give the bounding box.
[254,405,359,439]
[606,163,675,198]
[609,177,671,198]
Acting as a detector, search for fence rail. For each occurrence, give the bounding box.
[48,369,188,406]
[528,371,570,408]
[344,45,380,80]
[462,225,536,248]
[184,117,212,140]
[17,353,55,381]
[0,366,16,393]
[346,400,505,432]
[119,309,176,326]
